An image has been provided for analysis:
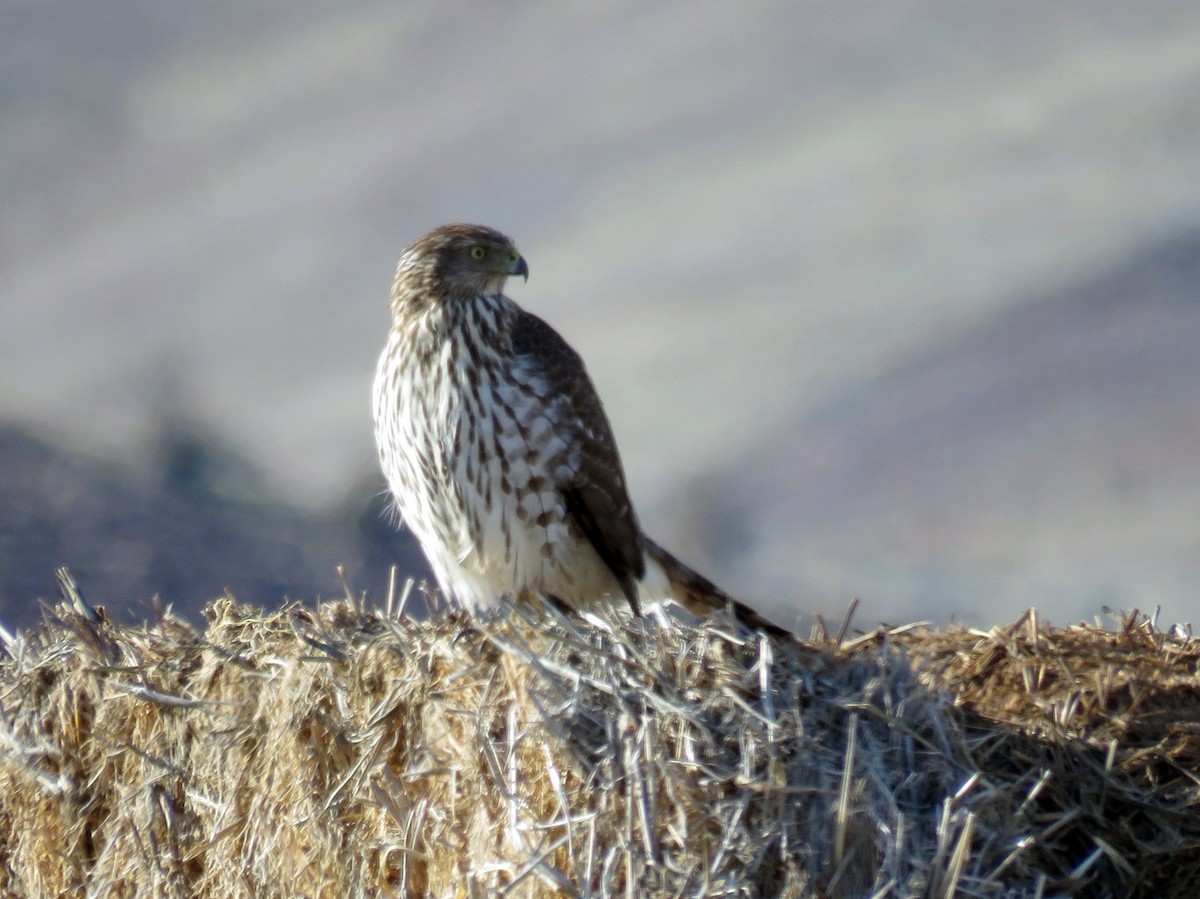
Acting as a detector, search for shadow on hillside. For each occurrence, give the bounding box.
[0,419,429,630]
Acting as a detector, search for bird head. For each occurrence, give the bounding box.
[393,223,529,304]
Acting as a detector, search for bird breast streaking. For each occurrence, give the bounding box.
[372,223,785,637]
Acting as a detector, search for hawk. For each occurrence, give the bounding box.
[372,223,785,637]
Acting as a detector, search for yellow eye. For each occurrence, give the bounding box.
[508,250,519,263]
[470,246,486,261]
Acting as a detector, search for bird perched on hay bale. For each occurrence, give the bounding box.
[373,223,786,636]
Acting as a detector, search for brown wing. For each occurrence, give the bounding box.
[510,311,644,614]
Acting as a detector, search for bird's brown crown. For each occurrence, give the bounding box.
[390,223,529,313]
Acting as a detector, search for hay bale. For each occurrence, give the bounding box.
[897,610,1200,895]
[0,575,1198,896]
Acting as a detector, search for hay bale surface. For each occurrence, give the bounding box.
[1,575,1198,897]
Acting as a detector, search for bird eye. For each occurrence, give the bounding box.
[470,246,486,260]
[508,250,519,263]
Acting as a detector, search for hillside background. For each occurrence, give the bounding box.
[2,1,1198,631]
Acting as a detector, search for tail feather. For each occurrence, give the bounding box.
[640,538,792,640]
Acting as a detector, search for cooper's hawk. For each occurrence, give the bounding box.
[373,223,785,637]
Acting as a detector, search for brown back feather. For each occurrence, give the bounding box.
[509,310,644,614]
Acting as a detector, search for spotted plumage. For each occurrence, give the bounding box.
[373,223,786,636]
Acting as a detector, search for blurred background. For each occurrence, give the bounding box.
[2,1,1198,633]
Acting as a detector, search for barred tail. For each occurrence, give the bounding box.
[640,537,792,639]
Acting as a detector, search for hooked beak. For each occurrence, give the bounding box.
[509,254,529,282]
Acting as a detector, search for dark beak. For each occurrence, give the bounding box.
[509,255,529,282]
